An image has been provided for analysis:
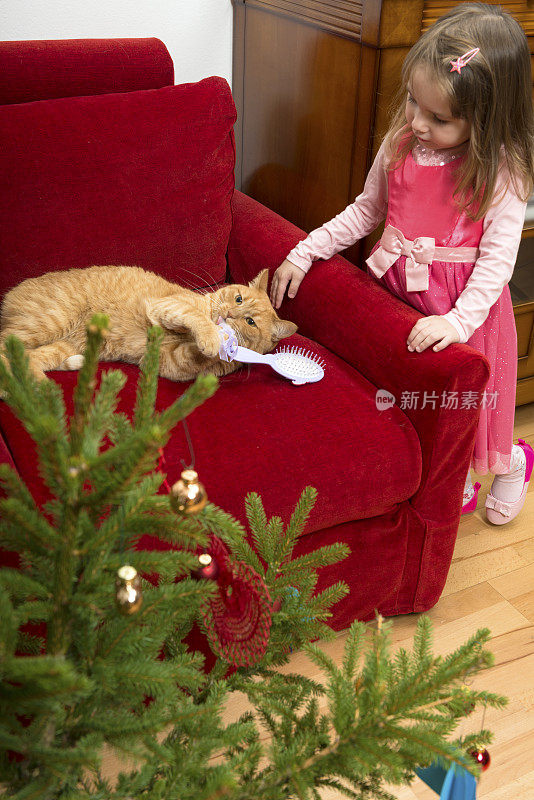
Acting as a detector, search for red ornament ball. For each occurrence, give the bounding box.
[469,748,491,771]
[192,553,219,581]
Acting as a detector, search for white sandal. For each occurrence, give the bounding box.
[485,440,533,525]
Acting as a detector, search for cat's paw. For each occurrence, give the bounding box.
[196,326,222,359]
[63,354,85,370]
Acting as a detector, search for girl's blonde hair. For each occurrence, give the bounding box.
[383,2,534,219]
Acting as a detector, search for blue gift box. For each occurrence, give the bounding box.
[415,761,476,799]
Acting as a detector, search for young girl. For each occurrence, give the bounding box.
[270,2,534,525]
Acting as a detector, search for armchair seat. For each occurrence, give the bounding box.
[0,332,420,530]
[0,38,490,631]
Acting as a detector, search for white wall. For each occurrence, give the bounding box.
[0,0,233,87]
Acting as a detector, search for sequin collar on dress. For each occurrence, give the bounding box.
[412,142,466,166]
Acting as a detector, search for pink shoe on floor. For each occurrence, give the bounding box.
[485,439,534,525]
[461,481,481,515]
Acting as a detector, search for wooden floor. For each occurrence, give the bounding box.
[282,401,534,800]
[102,403,534,798]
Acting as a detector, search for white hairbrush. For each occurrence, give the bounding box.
[217,320,324,385]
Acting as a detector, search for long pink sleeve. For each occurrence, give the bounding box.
[442,171,527,343]
[286,142,389,273]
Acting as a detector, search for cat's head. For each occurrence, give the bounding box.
[212,270,297,354]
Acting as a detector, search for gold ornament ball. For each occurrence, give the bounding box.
[170,469,208,515]
[115,565,143,615]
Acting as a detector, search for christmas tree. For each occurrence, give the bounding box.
[0,317,506,800]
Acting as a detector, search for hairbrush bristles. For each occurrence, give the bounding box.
[273,347,325,384]
[277,345,326,368]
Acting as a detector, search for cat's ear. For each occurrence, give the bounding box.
[249,269,269,294]
[272,318,298,342]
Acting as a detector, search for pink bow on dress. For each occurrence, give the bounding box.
[366,225,434,292]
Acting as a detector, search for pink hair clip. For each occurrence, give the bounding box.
[450,47,480,74]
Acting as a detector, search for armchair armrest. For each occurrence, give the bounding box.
[228,191,490,417]
[228,190,490,610]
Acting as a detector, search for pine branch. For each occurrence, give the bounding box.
[278,543,350,577]
[156,373,219,432]
[90,656,205,697]
[412,615,433,664]
[9,775,58,800]
[244,492,269,558]
[97,580,215,660]
[0,584,17,659]
[108,411,132,444]
[80,473,164,557]
[16,631,45,656]
[264,515,284,574]
[200,504,264,577]
[133,326,164,429]
[342,621,367,682]
[0,462,37,509]
[0,336,40,422]
[71,315,109,456]
[82,369,127,460]
[2,654,93,713]
[274,485,317,565]
[85,427,164,509]
[0,497,61,554]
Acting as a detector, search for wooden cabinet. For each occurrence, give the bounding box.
[512,226,534,405]
[233,0,388,266]
[232,0,534,404]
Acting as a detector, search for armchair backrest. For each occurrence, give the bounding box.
[0,38,174,104]
[0,40,236,298]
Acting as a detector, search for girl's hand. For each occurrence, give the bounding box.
[270,260,306,309]
[407,316,460,353]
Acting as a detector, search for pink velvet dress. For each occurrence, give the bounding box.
[370,150,517,474]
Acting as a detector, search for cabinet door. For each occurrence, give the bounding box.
[233,0,381,265]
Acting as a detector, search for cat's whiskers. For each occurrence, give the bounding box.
[178,277,197,292]
[180,266,219,294]
[176,269,217,297]
[180,277,212,297]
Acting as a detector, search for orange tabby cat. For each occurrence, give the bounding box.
[0,266,297,382]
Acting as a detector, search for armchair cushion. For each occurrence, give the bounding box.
[0,334,421,531]
[0,76,236,296]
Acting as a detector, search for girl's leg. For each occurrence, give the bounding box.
[485,440,534,525]
[489,444,526,501]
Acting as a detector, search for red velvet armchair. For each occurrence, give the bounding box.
[0,38,490,630]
